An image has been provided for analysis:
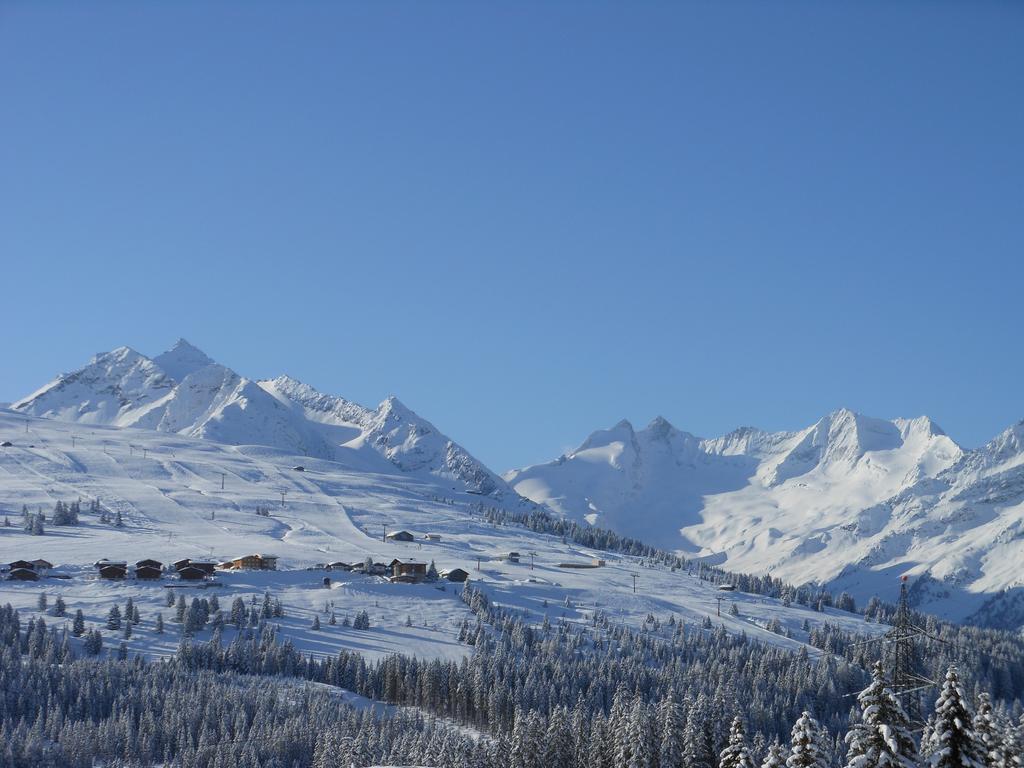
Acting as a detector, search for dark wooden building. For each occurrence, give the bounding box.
[99,564,127,580]
[177,566,207,581]
[136,559,162,569]
[391,560,427,582]
[441,568,469,583]
[386,530,415,543]
[9,560,35,571]
[135,565,162,580]
[9,568,38,581]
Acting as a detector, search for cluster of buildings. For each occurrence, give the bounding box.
[322,558,468,584]
[90,554,279,581]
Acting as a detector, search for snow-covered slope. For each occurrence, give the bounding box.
[0,408,880,664]
[507,409,1024,624]
[12,341,506,496]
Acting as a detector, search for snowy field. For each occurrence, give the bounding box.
[0,408,885,662]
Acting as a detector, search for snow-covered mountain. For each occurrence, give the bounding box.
[506,409,1024,623]
[12,340,505,496]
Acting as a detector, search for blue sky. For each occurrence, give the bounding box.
[1,2,1022,471]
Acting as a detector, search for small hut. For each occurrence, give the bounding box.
[441,568,469,583]
[178,566,207,581]
[9,568,39,581]
[386,530,415,543]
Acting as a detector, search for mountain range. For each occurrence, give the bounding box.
[8,340,1024,626]
[11,339,505,497]
[507,409,1024,625]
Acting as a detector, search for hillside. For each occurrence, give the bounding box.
[0,407,879,665]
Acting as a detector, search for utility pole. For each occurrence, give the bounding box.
[279,490,287,507]
[476,556,481,571]
[142,447,148,459]
[716,596,723,617]
[530,552,536,570]
[71,435,77,448]
[220,472,225,490]
[631,573,638,594]
[383,524,387,543]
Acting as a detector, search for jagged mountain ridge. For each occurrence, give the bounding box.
[12,340,504,496]
[507,409,1024,624]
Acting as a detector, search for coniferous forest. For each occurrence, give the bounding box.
[1,579,1022,768]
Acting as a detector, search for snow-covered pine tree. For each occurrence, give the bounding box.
[658,694,685,768]
[972,693,1000,768]
[72,609,85,637]
[786,711,829,768]
[721,716,757,768]
[761,740,788,768]
[927,666,986,768]
[843,660,918,768]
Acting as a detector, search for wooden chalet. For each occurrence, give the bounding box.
[177,566,207,581]
[9,568,38,581]
[31,559,54,572]
[99,563,128,580]
[390,560,427,582]
[440,568,469,583]
[136,559,163,569]
[135,565,162,580]
[222,553,279,571]
[326,561,352,571]
[9,560,35,571]
[385,530,414,543]
[172,558,192,571]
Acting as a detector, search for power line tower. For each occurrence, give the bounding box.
[887,575,925,728]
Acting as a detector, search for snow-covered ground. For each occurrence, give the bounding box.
[0,409,882,662]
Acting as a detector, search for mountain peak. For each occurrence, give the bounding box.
[153,338,215,382]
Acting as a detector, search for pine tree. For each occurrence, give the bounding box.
[786,711,828,768]
[843,660,918,768]
[658,694,684,768]
[721,716,757,768]
[176,594,187,623]
[37,593,47,612]
[311,615,321,630]
[761,740,788,768]
[30,514,45,535]
[972,693,999,768]
[72,609,85,637]
[927,666,986,768]
[155,612,164,634]
[106,605,122,630]
[52,595,66,617]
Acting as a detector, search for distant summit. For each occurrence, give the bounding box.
[153,338,215,382]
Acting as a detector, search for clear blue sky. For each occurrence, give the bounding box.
[1,2,1022,471]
